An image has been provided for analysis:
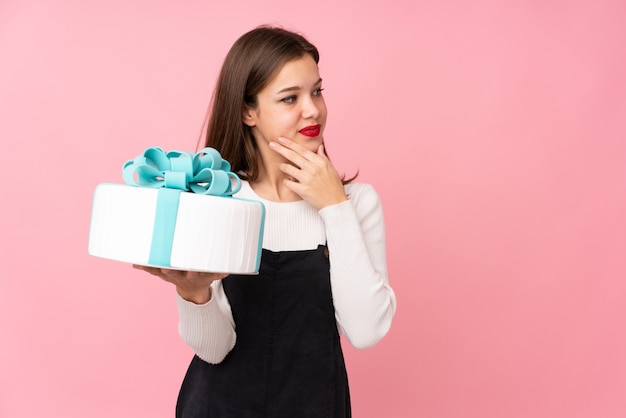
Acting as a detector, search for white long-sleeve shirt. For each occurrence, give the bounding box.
[176,180,397,364]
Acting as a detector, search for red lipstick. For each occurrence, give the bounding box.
[299,124,321,138]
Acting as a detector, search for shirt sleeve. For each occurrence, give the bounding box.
[319,183,397,349]
[176,280,236,364]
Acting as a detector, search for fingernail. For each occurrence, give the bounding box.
[269,142,277,148]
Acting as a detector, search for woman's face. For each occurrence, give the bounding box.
[244,54,327,155]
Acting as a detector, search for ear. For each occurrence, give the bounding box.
[242,106,256,127]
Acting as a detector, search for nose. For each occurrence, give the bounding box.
[301,96,320,119]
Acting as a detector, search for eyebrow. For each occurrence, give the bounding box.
[276,78,323,94]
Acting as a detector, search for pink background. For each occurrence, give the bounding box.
[2,0,625,417]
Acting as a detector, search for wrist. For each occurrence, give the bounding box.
[177,286,212,305]
[318,194,348,211]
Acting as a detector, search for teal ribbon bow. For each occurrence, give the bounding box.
[122,147,241,267]
[122,146,241,196]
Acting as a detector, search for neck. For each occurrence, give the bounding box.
[249,149,302,202]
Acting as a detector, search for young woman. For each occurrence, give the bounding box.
[136,25,396,417]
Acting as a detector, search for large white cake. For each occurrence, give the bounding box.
[88,183,265,274]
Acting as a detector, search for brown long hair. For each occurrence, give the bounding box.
[201,25,356,183]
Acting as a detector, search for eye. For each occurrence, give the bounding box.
[280,95,297,104]
[313,87,324,96]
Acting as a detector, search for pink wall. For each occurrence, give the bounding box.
[2,0,625,417]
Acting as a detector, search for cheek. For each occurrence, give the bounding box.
[256,112,297,139]
[274,111,300,131]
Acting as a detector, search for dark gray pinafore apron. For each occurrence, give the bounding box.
[176,245,351,417]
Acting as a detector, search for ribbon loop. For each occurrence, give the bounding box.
[122,147,240,196]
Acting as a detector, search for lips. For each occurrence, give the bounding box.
[299,124,321,138]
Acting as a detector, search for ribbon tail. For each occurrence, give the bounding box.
[148,188,181,267]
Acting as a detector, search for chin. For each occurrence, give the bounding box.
[306,139,323,153]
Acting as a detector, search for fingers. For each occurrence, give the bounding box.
[270,137,329,179]
[133,264,227,283]
[270,137,322,166]
[276,136,313,155]
[132,266,225,305]
[133,264,163,277]
[267,136,346,210]
[278,162,301,180]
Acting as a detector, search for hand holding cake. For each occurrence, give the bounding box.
[133,264,227,304]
